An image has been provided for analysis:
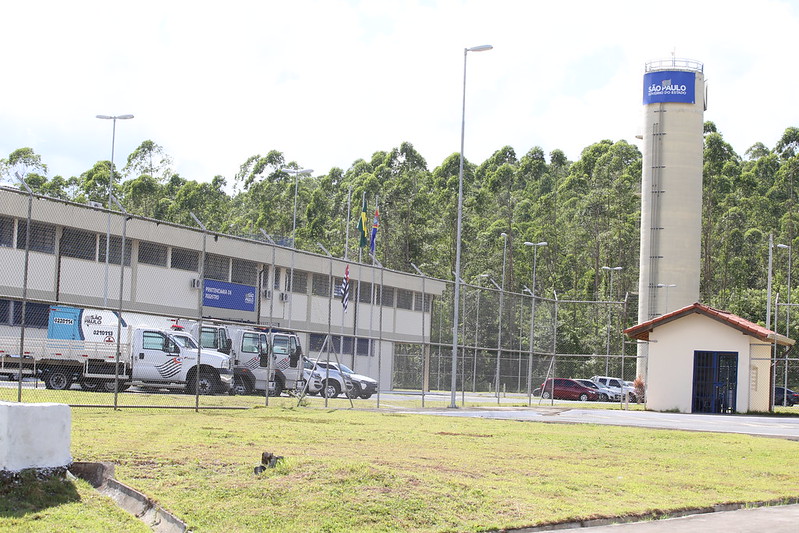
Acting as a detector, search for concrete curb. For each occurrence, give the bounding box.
[70,461,189,533]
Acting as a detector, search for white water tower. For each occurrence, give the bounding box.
[637,59,706,377]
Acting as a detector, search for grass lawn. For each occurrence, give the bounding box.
[2,393,798,532]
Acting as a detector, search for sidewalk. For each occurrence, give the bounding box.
[550,503,799,532]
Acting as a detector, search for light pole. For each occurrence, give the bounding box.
[601,266,622,375]
[451,43,493,408]
[777,243,792,336]
[523,241,547,405]
[96,113,134,307]
[777,243,791,406]
[281,167,313,329]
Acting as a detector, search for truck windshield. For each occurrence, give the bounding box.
[171,335,198,349]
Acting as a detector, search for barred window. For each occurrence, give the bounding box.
[0,299,9,324]
[312,273,330,296]
[61,228,97,261]
[138,241,168,267]
[357,281,372,304]
[289,270,308,294]
[357,338,371,356]
[11,301,49,329]
[231,259,257,286]
[0,216,13,247]
[396,289,413,310]
[414,293,432,312]
[381,287,394,307]
[171,247,199,271]
[204,254,229,281]
[16,221,55,254]
[99,235,132,266]
[273,268,281,290]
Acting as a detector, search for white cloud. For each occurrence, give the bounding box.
[2,0,798,185]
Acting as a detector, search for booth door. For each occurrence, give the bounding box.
[692,351,738,413]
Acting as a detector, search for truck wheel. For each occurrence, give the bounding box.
[599,393,609,401]
[233,376,252,396]
[45,370,71,391]
[80,379,101,391]
[542,390,552,399]
[321,380,340,398]
[268,376,284,397]
[102,381,130,393]
[196,372,219,395]
[359,392,373,400]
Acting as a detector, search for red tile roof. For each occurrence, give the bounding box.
[623,302,794,346]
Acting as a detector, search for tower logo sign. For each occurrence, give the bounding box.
[643,70,696,104]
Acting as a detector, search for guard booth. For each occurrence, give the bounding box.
[624,303,794,413]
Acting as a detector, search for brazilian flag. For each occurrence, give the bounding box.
[356,198,369,248]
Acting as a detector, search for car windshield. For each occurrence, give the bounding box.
[171,334,198,349]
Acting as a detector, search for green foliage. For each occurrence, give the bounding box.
[4,122,799,337]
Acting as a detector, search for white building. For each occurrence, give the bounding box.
[624,303,793,413]
[0,186,445,389]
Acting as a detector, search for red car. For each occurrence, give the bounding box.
[539,378,600,401]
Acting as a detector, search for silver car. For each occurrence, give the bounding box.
[575,378,620,402]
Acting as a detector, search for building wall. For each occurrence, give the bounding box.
[646,313,754,413]
[0,187,445,389]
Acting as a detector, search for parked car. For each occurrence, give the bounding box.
[574,379,620,401]
[307,359,379,399]
[774,387,799,406]
[539,378,600,402]
[591,375,638,402]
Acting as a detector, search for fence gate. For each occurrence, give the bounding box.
[692,350,738,413]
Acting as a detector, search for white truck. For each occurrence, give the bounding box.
[0,305,234,394]
[184,322,314,396]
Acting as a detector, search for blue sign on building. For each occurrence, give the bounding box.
[203,279,257,312]
[643,70,696,104]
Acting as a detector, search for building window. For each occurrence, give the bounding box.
[60,228,97,261]
[16,221,55,254]
[204,253,229,281]
[357,281,372,304]
[273,268,281,290]
[0,299,9,324]
[138,241,168,267]
[11,301,49,329]
[171,247,199,271]
[357,338,371,356]
[99,235,132,266]
[312,273,330,297]
[381,287,394,307]
[289,270,308,294]
[231,259,257,286]
[396,289,413,310]
[414,293,432,312]
[0,216,13,247]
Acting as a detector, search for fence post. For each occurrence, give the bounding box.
[190,212,206,412]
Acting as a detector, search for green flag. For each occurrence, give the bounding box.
[356,198,369,247]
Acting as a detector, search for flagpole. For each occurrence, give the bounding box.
[345,185,352,261]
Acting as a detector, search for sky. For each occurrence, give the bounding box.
[2,0,799,188]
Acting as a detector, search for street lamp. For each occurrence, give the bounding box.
[601,266,622,375]
[97,114,134,307]
[777,243,792,337]
[281,167,313,329]
[451,43,493,408]
[523,241,547,405]
[777,243,792,406]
